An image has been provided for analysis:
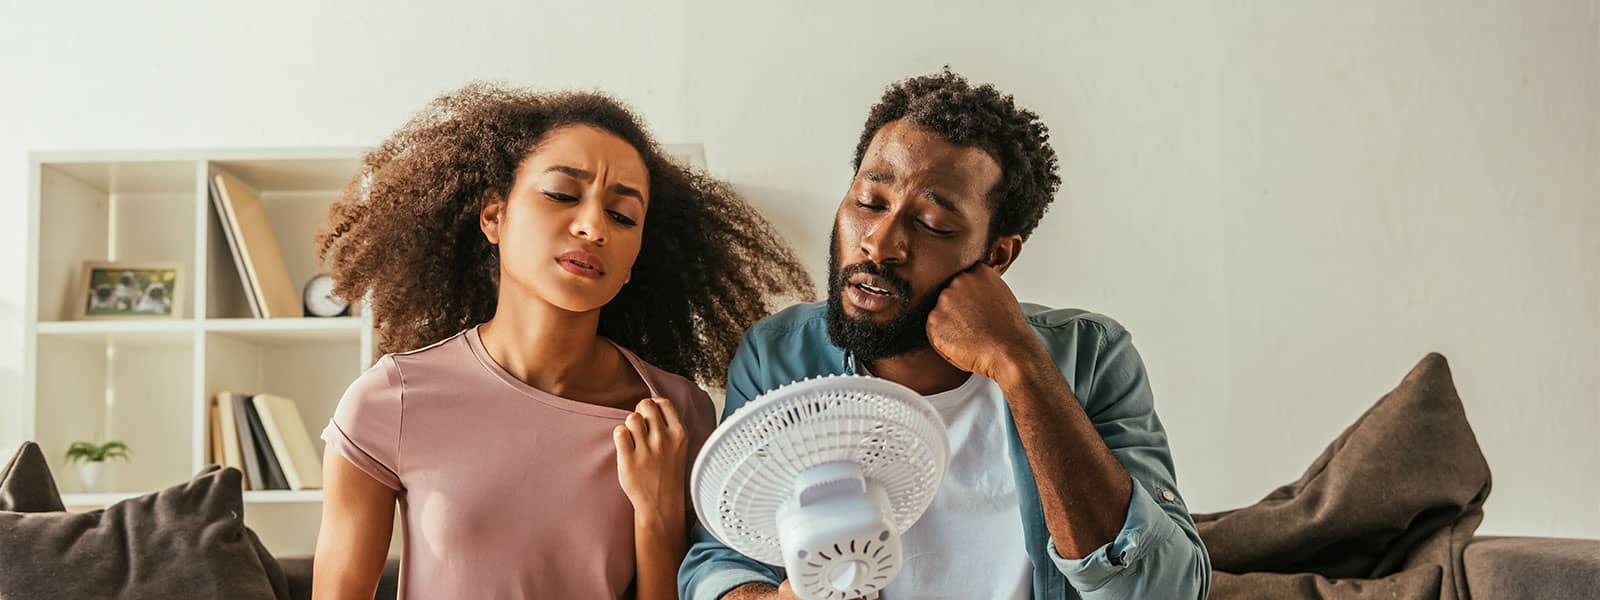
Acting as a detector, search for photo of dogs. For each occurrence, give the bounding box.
[76,262,183,319]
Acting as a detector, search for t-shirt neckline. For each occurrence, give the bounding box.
[464,324,661,419]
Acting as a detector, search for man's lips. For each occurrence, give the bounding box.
[843,271,903,312]
[555,250,606,278]
[848,273,900,298]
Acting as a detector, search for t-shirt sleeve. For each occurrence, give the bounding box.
[672,381,719,517]
[321,354,404,491]
[682,385,717,460]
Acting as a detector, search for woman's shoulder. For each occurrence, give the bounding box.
[345,328,476,399]
[629,355,718,429]
[389,327,474,363]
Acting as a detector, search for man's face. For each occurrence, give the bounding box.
[828,119,1003,362]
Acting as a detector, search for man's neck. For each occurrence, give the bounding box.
[864,348,972,396]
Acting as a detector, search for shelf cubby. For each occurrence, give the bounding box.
[26,149,375,557]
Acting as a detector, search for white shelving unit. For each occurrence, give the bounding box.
[23,148,373,555]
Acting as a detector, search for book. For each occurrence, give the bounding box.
[242,397,290,490]
[215,392,248,487]
[253,394,324,490]
[230,393,266,491]
[212,172,300,318]
[208,177,263,318]
[207,397,223,466]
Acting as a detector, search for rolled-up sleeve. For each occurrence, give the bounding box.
[682,522,784,600]
[1046,320,1211,598]
[1049,479,1209,596]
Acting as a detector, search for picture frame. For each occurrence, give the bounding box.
[74,261,186,320]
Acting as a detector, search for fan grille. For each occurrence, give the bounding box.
[692,375,949,565]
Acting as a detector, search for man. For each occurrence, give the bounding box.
[680,70,1210,600]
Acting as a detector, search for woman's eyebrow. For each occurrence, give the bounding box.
[546,165,643,202]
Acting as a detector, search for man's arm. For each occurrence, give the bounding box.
[927,265,1210,598]
[994,341,1134,558]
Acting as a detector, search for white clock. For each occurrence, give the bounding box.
[302,273,350,318]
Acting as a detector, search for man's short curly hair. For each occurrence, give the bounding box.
[852,69,1061,241]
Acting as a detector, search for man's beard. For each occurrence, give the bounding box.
[825,232,940,363]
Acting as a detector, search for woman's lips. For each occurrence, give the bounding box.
[555,251,606,279]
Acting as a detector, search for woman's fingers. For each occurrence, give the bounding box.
[635,399,665,446]
[624,411,650,448]
[651,397,685,438]
[624,398,686,456]
[613,425,634,457]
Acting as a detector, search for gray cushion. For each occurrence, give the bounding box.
[1194,353,1492,599]
[0,441,65,512]
[0,442,290,599]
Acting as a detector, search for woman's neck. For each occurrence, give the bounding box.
[477,292,613,400]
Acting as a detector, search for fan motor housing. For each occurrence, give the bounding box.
[779,462,901,598]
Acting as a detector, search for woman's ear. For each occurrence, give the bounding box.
[985,235,1024,276]
[479,192,505,245]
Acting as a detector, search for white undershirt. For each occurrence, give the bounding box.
[876,370,1032,600]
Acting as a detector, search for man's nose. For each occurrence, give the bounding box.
[858,216,908,265]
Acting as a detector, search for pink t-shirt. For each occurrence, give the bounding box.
[321,325,717,599]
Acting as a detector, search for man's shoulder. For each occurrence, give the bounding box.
[746,302,831,342]
[1020,303,1129,342]
[741,302,1133,351]
[734,302,847,388]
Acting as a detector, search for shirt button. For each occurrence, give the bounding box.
[1161,489,1176,502]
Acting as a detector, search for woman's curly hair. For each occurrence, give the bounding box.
[318,82,814,385]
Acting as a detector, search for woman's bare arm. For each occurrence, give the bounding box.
[312,450,398,600]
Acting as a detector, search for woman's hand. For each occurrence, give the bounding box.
[614,397,689,524]
[616,397,691,600]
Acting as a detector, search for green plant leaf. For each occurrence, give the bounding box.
[65,440,131,463]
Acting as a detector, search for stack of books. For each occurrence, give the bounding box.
[207,392,323,490]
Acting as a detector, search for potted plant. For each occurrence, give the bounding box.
[65,440,130,493]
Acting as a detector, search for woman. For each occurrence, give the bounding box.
[311,83,812,599]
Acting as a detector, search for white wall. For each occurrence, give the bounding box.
[2,1,1595,539]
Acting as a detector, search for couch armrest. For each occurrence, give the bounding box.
[276,556,400,600]
[1464,536,1600,600]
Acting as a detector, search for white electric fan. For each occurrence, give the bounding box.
[691,375,950,600]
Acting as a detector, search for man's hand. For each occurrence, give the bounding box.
[926,263,1049,383]
[725,580,870,600]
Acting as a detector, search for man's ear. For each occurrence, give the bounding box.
[479,192,505,245]
[984,235,1024,275]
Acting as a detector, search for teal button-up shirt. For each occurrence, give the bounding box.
[679,302,1211,599]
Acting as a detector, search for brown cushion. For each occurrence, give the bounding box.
[0,442,290,599]
[1462,536,1600,600]
[1194,353,1492,599]
[0,441,65,512]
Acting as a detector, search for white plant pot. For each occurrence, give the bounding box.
[77,461,109,493]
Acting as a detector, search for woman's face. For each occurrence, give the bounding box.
[482,125,650,314]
